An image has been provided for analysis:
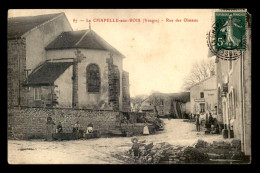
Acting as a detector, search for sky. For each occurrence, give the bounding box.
[8,9,215,97]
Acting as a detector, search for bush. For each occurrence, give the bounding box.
[183,147,209,163]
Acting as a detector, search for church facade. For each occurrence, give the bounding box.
[8,12,130,111]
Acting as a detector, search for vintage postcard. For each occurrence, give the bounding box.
[7,9,251,164]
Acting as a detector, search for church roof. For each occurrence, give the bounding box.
[27,62,73,86]
[45,29,125,58]
[8,13,64,39]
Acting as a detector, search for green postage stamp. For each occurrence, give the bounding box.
[215,12,246,51]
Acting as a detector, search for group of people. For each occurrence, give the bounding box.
[51,120,94,135]
[194,113,219,133]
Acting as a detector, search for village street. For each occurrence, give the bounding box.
[8,119,231,164]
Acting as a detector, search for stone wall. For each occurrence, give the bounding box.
[27,85,58,107]
[120,123,156,136]
[194,139,244,161]
[113,139,246,164]
[107,56,120,111]
[8,107,119,140]
[8,38,27,107]
[122,71,131,111]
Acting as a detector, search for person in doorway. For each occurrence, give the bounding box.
[195,114,201,132]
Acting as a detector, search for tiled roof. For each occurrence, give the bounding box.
[45,30,86,49]
[8,13,63,39]
[45,29,125,58]
[27,62,73,86]
[153,92,190,102]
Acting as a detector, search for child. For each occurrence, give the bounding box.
[143,124,149,135]
[86,123,94,134]
[56,122,63,133]
[130,137,140,162]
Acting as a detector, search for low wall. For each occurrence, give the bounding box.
[194,139,244,160]
[120,123,156,135]
[8,107,119,140]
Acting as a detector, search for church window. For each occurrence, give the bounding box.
[87,64,100,92]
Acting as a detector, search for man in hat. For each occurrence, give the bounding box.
[195,114,201,132]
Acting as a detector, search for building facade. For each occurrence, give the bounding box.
[215,14,251,157]
[190,75,217,117]
[8,13,130,111]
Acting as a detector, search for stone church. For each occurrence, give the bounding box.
[8,12,131,111]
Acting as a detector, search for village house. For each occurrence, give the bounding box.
[189,73,217,118]
[140,92,191,118]
[8,12,131,111]
[214,15,251,158]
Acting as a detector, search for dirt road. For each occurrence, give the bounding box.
[8,119,230,164]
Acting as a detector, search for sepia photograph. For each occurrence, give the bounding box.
[7,9,251,164]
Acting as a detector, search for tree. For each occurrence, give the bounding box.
[182,58,215,91]
[146,93,162,118]
[130,95,148,112]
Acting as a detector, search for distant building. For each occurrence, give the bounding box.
[8,13,130,111]
[190,74,217,116]
[140,92,190,118]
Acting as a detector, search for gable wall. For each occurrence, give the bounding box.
[54,65,73,108]
[190,76,217,114]
[25,14,72,74]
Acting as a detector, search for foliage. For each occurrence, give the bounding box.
[182,58,215,91]
[146,93,163,117]
[131,95,149,112]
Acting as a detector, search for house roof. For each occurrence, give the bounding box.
[27,62,73,86]
[152,92,190,103]
[189,75,216,89]
[8,13,64,40]
[45,29,125,58]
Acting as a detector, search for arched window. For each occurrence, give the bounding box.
[87,64,100,92]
